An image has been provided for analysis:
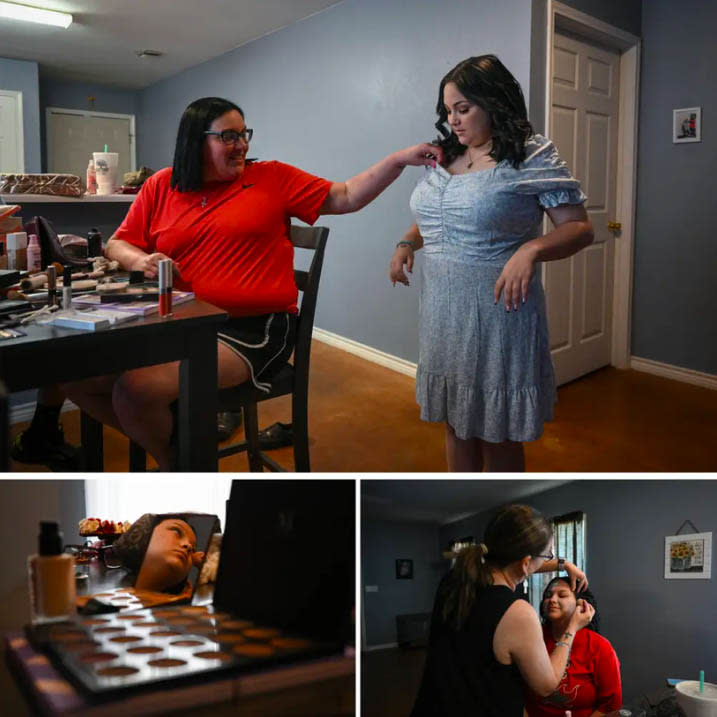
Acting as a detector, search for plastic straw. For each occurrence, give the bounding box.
[700,670,704,693]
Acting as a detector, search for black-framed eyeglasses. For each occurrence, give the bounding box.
[204,128,253,145]
[537,551,554,561]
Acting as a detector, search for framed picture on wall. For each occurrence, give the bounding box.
[664,532,712,579]
[673,107,701,143]
[396,559,414,580]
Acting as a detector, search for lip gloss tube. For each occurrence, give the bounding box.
[158,259,173,317]
[62,266,72,311]
[46,266,57,307]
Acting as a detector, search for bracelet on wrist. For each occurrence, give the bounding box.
[396,240,415,250]
[555,640,571,649]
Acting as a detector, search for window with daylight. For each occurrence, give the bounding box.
[528,510,586,613]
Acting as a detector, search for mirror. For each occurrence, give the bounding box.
[76,512,220,612]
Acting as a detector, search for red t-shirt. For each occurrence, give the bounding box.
[524,626,622,717]
[114,162,332,317]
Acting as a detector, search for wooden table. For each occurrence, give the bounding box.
[0,300,227,471]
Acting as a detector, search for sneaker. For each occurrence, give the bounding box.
[11,425,82,472]
[217,410,243,442]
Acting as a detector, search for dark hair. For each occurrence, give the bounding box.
[170,97,244,192]
[434,55,533,169]
[539,576,601,634]
[112,512,198,593]
[441,504,552,630]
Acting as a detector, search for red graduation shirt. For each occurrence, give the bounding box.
[525,626,622,717]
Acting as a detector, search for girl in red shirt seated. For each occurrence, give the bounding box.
[63,96,442,470]
[524,577,622,717]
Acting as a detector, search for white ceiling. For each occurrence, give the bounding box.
[361,479,573,525]
[0,0,343,89]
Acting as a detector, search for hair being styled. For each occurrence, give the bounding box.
[170,96,244,192]
[540,576,601,634]
[434,55,533,169]
[441,504,552,631]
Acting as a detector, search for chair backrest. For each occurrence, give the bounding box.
[290,225,329,384]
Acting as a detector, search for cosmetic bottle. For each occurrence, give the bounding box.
[27,233,42,272]
[28,522,76,624]
[63,266,72,310]
[87,227,103,258]
[86,159,97,195]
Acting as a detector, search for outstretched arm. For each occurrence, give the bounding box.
[320,144,442,215]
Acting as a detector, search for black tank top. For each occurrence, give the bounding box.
[411,582,525,717]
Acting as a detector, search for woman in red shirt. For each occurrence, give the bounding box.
[63,96,442,470]
[525,577,622,717]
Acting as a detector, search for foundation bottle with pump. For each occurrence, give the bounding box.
[28,521,76,624]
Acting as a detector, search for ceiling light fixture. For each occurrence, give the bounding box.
[0,1,73,29]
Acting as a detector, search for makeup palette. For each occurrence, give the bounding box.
[28,604,335,698]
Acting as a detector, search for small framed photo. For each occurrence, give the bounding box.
[395,558,414,580]
[664,532,712,579]
[673,107,701,143]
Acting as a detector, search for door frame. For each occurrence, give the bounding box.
[45,107,137,174]
[545,2,641,370]
[0,89,25,173]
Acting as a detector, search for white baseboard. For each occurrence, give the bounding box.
[362,642,399,652]
[10,400,79,426]
[313,328,417,378]
[631,357,717,390]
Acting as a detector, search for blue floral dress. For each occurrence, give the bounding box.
[409,135,586,442]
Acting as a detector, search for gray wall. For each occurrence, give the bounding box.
[0,480,85,630]
[137,0,533,362]
[558,0,641,35]
[440,480,717,704]
[0,57,41,172]
[632,0,717,374]
[362,518,443,646]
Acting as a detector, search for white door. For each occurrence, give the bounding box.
[0,89,24,173]
[544,32,620,385]
[47,109,134,188]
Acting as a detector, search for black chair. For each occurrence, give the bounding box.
[0,381,8,472]
[129,224,329,473]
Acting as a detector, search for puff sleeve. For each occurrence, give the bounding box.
[510,135,587,208]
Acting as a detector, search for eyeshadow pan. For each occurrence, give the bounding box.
[96,666,139,677]
[79,651,119,664]
[52,631,88,643]
[271,637,312,649]
[147,658,186,668]
[186,624,217,635]
[109,635,142,643]
[193,650,233,661]
[127,646,163,654]
[131,621,160,628]
[81,619,110,626]
[243,628,280,640]
[117,614,142,621]
[62,640,100,653]
[213,633,246,644]
[94,626,125,634]
[170,639,204,647]
[180,606,209,614]
[164,617,196,626]
[233,643,275,657]
[221,620,252,630]
[150,630,182,637]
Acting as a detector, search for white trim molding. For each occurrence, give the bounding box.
[0,88,25,172]
[631,357,717,391]
[548,2,641,371]
[10,399,78,426]
[313,327,417,378]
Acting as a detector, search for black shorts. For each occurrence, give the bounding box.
[218,312,297,393]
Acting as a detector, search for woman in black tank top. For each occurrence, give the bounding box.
[411,504,590,717]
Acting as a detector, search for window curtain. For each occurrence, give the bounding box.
[528,511,586,613]
[84,477,233,531]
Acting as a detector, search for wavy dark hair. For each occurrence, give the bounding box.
[170,97,244,192]
[539,576,601,634]
[434,55,533,169]
[112,512,200,593]
[440,504,552,631]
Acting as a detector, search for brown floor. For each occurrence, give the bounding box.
[8,339,717,472]
[361,647,426,717]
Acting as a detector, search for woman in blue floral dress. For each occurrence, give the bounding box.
[390,55,593,472]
